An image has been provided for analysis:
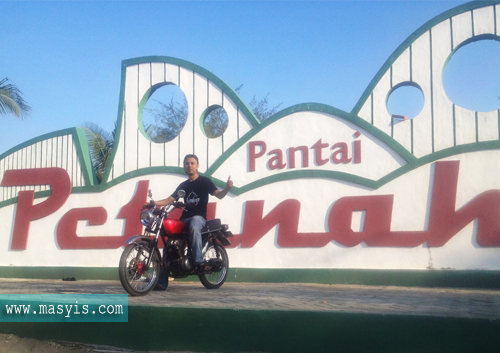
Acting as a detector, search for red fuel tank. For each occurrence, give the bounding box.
[162,218,186,235]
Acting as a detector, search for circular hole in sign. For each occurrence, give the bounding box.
[443,39,500,112]
[142,84,188,143]
[386,84,424,119]
[203,107,229,138]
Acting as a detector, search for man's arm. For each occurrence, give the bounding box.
[155,195,175,207]
[213,176,233,200]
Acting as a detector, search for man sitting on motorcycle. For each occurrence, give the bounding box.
[155,154,233,271]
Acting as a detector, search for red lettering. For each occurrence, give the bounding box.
[311,139,329,166]
[248,141,266,172]
[267,149,286,170]
[1,168,71,250]
[227,200,273,248]
[57,207,109,249]
[229,199,331,248]
[329,195,425,247]
[331,142,352,164]
[330,161,500,247]
[249,137,362,172]
[288,146,309,169]
[353,140,361,163]
[426,161,500,247]
[229,161,500,248]
[56,180,149,249]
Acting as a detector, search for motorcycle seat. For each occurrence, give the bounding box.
[201,219,222,233]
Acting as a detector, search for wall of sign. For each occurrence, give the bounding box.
[1,1,500,272]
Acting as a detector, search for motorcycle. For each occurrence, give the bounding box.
[119,189,233,296]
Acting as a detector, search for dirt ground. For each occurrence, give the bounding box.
[0,333,132,352]
[0,333,204,353]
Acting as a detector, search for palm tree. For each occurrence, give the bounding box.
[0,78,31,119]
[82,122,115,183]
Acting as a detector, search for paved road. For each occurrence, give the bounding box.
[1,278,500,319]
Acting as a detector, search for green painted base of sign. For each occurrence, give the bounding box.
[1,306,499,353]
[1,267,500,289]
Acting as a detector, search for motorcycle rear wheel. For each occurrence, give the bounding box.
[119,242,160,296]
[198,242,229,289]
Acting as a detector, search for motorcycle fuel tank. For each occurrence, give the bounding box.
[163,218,186,235]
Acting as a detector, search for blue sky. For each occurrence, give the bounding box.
[1,0,499,154]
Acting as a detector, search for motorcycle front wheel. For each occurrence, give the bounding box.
[198,241,229,289]
[119,242,160,296]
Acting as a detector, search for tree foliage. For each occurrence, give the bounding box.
[82,122,115,183]
[248,93,282,121]
[204,108,229,138]
[144,97,188,143]
[236,84,282,122]
[83,85,281,180]
[0,78,31,119]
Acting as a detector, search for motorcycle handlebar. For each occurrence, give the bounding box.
[172,201,186,209]
[141,200,186,214]
[142,200,157,211]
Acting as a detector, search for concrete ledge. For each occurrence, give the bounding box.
[2,267,500,288]
[1,280,499,352]
[1,306,499,352]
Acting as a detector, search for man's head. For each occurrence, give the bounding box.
[183,154,199,165]
[183,154,199,178]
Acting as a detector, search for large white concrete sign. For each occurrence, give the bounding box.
[1,1,500,273]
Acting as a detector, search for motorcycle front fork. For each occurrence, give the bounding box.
[144,238,159,270]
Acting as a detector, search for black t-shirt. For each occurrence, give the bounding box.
[171,176,217,220]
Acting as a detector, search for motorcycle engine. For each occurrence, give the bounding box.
[166,238,185,259]
[165,238,193,273]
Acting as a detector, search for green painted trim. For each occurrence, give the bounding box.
[199,104,223,138]
[0,128,71,161]
[386,81,424,109]
[226,268,500,289]
[1,307,499,353]
[222,139,500,195]
[0,166,185,209]
[73,127,98,186]
[229,170,378,195]
[205,103,417,179]
[351,0,500,117]
[0,190,52,209]
[122,56,259,128]
[101,61,127,184]
[444,34,500,72]
[0,127,97,187]
[2,136,500,208]
[0,267,118,280]
[102,55,259,185]
[377,140,500,187]
[2,267,500,289]
[4,3,500,204]
[137,85,155,141]
[430,29,436,152]
[73,166,186,194]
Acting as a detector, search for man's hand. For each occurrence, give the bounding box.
[214,176,234,200]
[226,176,233,190]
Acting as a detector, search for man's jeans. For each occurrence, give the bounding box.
[183,215,206,265]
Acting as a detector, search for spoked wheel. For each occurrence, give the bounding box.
[198,241,229,289]
[119,242,160,296]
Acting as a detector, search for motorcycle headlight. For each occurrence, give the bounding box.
[140,210,154,227]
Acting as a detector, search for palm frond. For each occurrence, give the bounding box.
[82,122,114,183]
[0,77,31,119]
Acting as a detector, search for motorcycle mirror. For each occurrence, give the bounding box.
[148,189,153,198]
[177,189,186,198]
